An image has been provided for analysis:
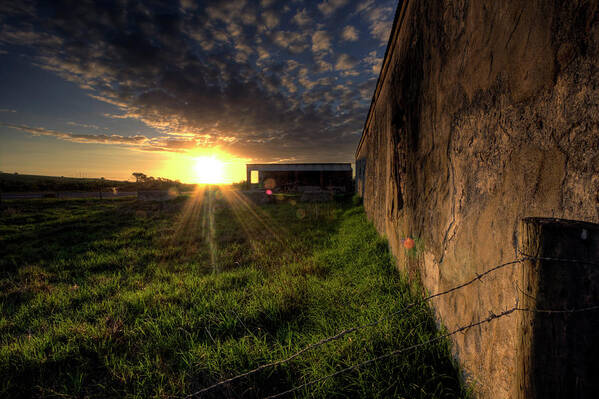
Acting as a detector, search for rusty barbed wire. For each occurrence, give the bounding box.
[518,252,599,267]
[262,303,599,399]
[184,255,596,398]
[263,305,520,399]
[516,305,599,314]
[185,258,524,398]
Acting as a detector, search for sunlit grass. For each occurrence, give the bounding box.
[0,194,469,398]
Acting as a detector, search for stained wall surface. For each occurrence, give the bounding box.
[355,1,599,397]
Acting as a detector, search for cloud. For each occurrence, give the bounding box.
[281,76,298,93]
[241,9,257,25]
[365,5,394,43]
[356,0,375,13]
[227,23,243,37]
[341,25,359,41]
[234,41,253,62]
[0,109,17,113]
[0,30,63,47]
[370,20,392,43]
[311,30,331,53]
[335,53,357,70]
[357,78,377,100]
[364,50,383,74]
[179,0,196,12]
[0,0,384,163]
[257,46,270,60]
[292,9,311,26]
[205,1,247,24]
[314,57,332,72]
[342,70,360,77]
[261,9,279,29]
[318,0,348,16]
[1,122,207,153]
[272,31,308,53]
[286,60,300,71]
[66,121,102,130]
[2,123,150,145]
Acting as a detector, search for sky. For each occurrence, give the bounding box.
[0,0,397,183]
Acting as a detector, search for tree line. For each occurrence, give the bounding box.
[0,172,194,193]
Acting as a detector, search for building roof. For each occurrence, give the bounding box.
[246,163,352,172]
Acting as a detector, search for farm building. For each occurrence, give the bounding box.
[246,163,352,193]
[355,1,599,398]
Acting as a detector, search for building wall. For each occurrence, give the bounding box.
[259,170,352,191]
[356,1,599,397]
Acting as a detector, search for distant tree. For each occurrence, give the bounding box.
[132,172,147,183]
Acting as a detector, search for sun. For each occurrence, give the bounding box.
[193,156,225,184]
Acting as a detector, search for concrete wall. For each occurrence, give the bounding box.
[356,1,599,397]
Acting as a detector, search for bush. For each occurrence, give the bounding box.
[351,193,363,206]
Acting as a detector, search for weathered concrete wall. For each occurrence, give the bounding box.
[356,1,599,397]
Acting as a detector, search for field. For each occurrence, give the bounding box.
[0,172,195,194]
[0,189,469,398]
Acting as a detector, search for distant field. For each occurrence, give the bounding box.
[0,191,468,398]
[0,172,195,194]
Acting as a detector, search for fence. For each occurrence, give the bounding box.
[185,261,599,398]
[185,218,599,399]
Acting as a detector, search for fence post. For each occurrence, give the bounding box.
[517,218,599,399]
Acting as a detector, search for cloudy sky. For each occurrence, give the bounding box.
[0,0,397,182]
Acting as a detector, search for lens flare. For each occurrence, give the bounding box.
[193,157,224,184]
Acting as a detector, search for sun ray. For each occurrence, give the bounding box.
[200,187,218,271]
[156,185,206,266]
[157,183,300,274]
[227,189,290,240]
[220,187,294,261]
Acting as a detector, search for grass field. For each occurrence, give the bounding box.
[0,189,469,398]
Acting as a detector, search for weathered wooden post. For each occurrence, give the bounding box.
[517,218,599,399]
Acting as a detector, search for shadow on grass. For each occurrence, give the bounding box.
[0,198,201,312]
[0,198,189,273]
[0,197,470,398]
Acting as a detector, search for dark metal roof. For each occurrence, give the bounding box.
[246,163,352,172]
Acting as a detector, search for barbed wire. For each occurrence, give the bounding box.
[185,255,596,398]
[518,252,599,267]
[263,305,520,399]
[184,258,524,398]
[263,303,599,399]
[517,305,599,314]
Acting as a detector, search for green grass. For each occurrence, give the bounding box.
[0,191,469,398]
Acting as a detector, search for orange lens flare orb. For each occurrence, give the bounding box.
[403,237,415,250]
[264,178,276,189]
